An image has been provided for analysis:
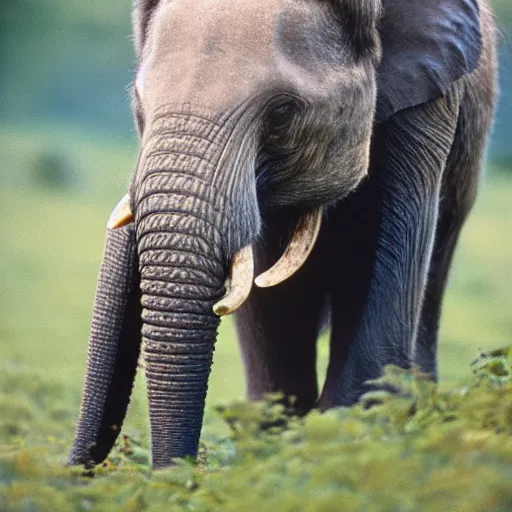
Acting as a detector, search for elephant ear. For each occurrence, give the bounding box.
[375,0,482,123]
[133,0,161,59]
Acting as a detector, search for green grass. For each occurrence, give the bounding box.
[1,127,512,509]
[439,172,512,380]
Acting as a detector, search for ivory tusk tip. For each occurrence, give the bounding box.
[107,214,134,230]
[107,194,134,230]
[253,209,323,289]
[254,275,273,288]
[213,245,255,316]
[213,303,231,317]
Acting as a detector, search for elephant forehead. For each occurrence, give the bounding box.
[156,0,277,51]
[144,0,289,72]
[137,0,348,110]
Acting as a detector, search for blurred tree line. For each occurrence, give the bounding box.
[0,0,511,162]
[0,0,134,135]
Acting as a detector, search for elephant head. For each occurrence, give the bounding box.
[69,0,482,468]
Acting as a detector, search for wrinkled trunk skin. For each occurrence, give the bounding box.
[69,225,142,467]
[135,109,231,467]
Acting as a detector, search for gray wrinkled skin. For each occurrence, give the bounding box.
[70,0,498,468]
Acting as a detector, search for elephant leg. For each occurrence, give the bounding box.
[414,75,496,377]
[235,211,328,414]
[318,84,464,408]
[413,204,467,378]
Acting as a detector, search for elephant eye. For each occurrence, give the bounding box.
[265,101,299,139]
[135,108,145,135]
[132,87,145,135]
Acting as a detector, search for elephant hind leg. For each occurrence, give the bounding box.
[234,211,329,414]
[414,64,498,377]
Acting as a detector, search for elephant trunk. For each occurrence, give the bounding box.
[137,204,224,466]
[70,109,260,468]
[69,107,323,468]
[134,111,236,467]
[69,224,142,467]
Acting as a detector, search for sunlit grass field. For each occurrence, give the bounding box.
[2,125,510,392]
[1,126,512,509]
[1,124,512,418]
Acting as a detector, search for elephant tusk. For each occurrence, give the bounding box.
[213,245,254,316]
[107,194,134,230]
[254,209,322,288]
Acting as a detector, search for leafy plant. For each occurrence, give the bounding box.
[1,348,512,511]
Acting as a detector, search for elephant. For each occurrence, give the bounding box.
[69,0,498,469]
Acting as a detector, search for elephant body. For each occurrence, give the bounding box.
[70,0,498,468]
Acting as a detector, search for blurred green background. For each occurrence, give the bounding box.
[0,0,511,441]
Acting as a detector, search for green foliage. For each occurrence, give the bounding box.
[1,352,512,511]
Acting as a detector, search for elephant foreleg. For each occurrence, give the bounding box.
[319,84,464,408]
[415,73,496,377]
